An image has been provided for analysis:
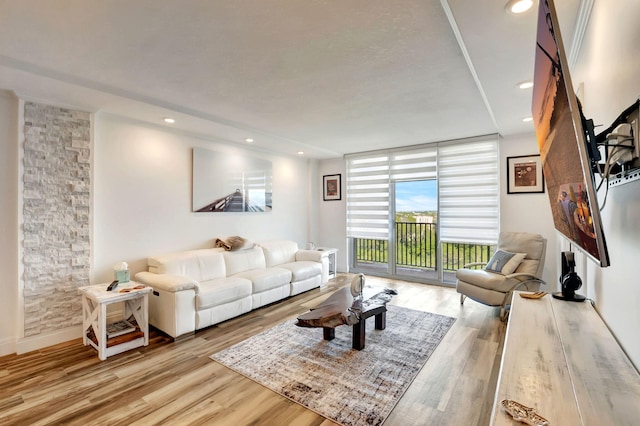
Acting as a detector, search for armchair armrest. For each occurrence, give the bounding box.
[463,261,486,269]
[135,271,200,292]
[503,274,547,300]
[295,249,325,262]
[504,272,546,284]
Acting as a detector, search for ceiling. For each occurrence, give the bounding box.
[0,0,583,159]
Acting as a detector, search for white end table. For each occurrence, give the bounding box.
[79,281,152,360]
[316,247,338,280]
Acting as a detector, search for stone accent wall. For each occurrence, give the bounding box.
[22,102,91,337]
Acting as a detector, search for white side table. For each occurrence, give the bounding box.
[316,247,338,280]
[79,281,152,360]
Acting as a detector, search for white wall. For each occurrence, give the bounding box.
[0,91,18,356]
[569,0,640,368]
[93,114,313,283]
[317,158,348,272]
[500,133,557,287]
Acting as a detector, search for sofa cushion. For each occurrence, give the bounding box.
[498,232,546,260]
[234,267,292,293]
[515,259,539,276]
[148,248,226,282]
[279,261,322,282]
[260,240,298,267]
[223,247,266,276]
[196,276,252,310]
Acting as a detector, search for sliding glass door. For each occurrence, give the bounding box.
[349,179,439,279]
[347,137,499,285]
[393,180,440,280]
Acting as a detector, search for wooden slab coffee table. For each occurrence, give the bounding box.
[296,286,396,350]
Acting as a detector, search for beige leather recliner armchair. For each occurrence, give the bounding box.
[456,231,547,321]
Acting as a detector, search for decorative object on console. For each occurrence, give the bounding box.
[507,155,545,194]
[501,399,550,426]
[552,251,585,302]
[322,174,341,201]
[519,291,547,299]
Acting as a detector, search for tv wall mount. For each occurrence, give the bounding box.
[595,99,640,188]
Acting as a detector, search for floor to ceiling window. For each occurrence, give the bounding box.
[346,136,499,285]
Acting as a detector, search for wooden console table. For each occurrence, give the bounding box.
[491,292,640,425]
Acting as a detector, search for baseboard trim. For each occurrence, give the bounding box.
[16,325,82,355]
[7,309,127,356]
[0,336,17,357]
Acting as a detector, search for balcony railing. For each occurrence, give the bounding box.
[354,222,494,273]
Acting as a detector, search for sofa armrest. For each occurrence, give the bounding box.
[295,249,325,262]
[135,271,200,292]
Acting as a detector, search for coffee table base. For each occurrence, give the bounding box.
[323,305,387,350]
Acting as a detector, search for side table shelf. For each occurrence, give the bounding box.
[79,282,152,360]
[85,319,145,348]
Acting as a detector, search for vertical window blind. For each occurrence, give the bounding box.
[346,136,499,245]
[346,154,390,239]
[438,139,499,244]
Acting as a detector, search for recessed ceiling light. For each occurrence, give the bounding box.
[523,117,533,122]
[163,117,175,124]
[505,0,533,14]
[245,138,254,143]
[297,151,304,155]
[518,80,534,89]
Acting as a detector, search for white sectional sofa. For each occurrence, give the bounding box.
[135,240,329,338]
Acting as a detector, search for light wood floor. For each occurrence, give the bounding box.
[0,274,507,425]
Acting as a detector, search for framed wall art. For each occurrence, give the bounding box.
[507,154,545,194]
[323,174,341,201]
[192,147,272,212]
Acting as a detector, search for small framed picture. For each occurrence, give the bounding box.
[323,174,341,201]
[507,154,545,194]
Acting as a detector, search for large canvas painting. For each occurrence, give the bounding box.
[192,148,272,212]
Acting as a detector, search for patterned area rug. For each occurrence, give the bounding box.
[210,305,456,426]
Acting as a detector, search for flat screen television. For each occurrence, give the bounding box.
[532,0,610,267]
